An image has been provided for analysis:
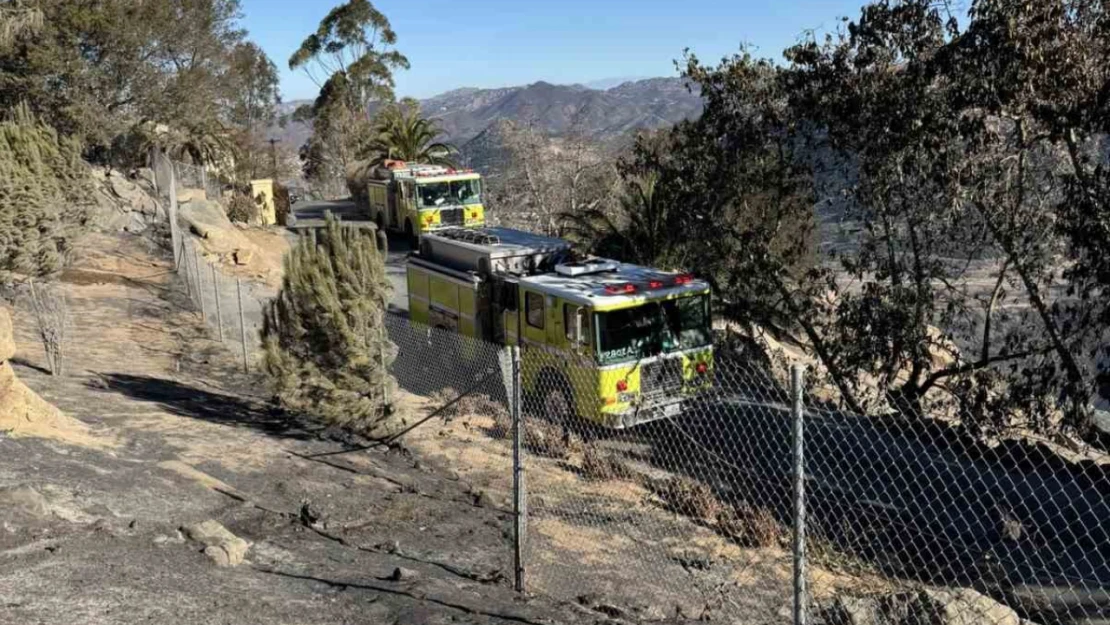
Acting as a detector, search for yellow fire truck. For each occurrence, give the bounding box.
[406,227,713,428]
[350,161,486,245]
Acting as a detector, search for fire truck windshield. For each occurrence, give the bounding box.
[417,179,482,208]
[594,294,711,366]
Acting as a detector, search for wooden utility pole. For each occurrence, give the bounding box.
[268,138,280,179]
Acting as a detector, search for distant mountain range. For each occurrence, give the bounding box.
[421,77,701,144]
[269,76,702,154]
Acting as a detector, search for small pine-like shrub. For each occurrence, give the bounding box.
[261,212,395,433]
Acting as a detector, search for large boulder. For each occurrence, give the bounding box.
[89,168,165,232]
[178,199,259,258]
[107,171,159,216]
[183,519,250,567]
[177,188,207,203]
[822,589,1034,625]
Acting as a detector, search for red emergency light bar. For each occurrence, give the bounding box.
[604,283,637,295]
[674,274,694,285]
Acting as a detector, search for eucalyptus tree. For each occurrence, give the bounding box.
[289,0,409,192]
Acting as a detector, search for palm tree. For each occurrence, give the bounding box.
[360,100,456,167]
[562,170,680,268]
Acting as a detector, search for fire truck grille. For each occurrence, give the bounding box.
[439,209,465,226]
[641,358,684,398]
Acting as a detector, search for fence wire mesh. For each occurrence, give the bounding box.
[519,341,799,623]
[515,332,1110,624]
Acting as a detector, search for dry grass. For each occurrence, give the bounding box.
[427,387,508,422]
[716,503,785,548]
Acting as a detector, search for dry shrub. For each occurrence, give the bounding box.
[581,444,634,481]
[261,214,394,435]
[490,409,512,439]
[525,419,572,458]
[28,280,68,376]
[226,192,258,223]
[716,503,784,548]
[652,476,721,522]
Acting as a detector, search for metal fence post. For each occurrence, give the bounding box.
[167,152,180,271]
[511,345,525,593]
[791,364,807,625]
[178,239,190,300]
[211,264,224,342]
[380,323,390,405]
[236,277,249,374]
[194,246,207,324]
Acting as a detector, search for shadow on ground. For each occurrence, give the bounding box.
[88,373,316,441]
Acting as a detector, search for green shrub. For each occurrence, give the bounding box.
[261,213,395,434]
[0,104,92,278]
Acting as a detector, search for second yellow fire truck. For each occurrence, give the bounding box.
[350,161,486,246]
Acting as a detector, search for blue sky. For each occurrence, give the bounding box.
[240,0,878,102]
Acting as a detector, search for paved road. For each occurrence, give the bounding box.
[290,198,411,312]
[630,380,1110,625]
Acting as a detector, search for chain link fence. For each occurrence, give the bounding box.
[150,149,224,205]
[173,236,266,373]
[150,148,269,373]
[170,159,225,203]
[145,181,1110,623]
[515,334,1110,624]
[521,347,801,623]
